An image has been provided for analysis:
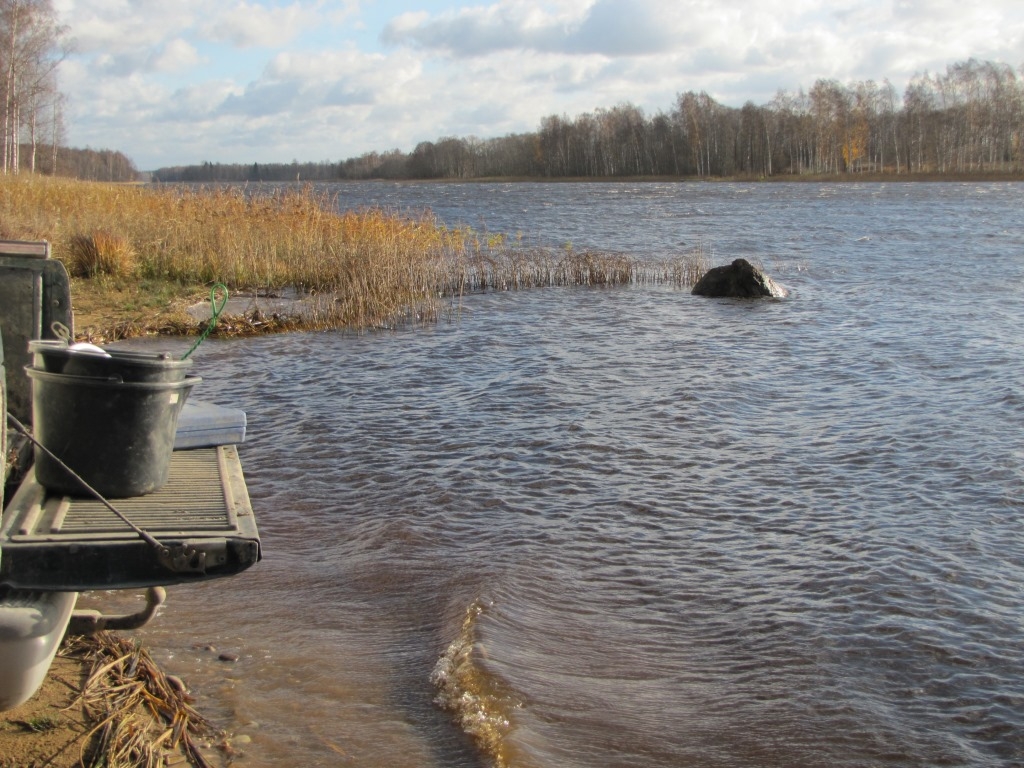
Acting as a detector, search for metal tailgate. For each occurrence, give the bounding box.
[0,446,261,590]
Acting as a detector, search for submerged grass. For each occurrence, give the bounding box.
[0,176,707,337]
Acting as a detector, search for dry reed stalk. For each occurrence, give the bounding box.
[68,632,218,768]
[634,242,712,287]
[0,176,709,336]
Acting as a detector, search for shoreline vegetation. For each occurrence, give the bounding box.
[1,175,707,343]
[2,172,1020,341]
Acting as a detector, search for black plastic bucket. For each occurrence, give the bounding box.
[28,340,192,382]
[27,367,200,497]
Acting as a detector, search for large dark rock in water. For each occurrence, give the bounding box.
[691,258,788,298]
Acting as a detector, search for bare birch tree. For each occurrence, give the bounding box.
[0,0,66,174]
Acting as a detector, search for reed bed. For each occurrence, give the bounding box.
[635,243,713,288]
[0,176,709,334]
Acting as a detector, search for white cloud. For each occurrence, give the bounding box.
[152,39,202,72]
[163,81,242,121]
[58,0,203,55]
[201,1,321,48]
[52,0,1024,168]
[58,0,335,59]
[380,0,1024,89]
[380,3,584,56]
[210,47,422,119]
[379,0,802,58]
[569,0,678,55]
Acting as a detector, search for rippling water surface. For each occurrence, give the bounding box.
[115,182,1023,767]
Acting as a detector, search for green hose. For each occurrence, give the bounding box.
[181,283,228,360]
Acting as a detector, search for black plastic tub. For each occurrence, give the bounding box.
[27,367,200,497]
[28,341,192,382]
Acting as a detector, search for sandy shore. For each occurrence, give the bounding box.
[0,651,94,768]
[0,633,230,768]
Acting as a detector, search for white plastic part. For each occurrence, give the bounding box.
[174,400,247,449]
[0,590,78,710]
[68,342,111,357]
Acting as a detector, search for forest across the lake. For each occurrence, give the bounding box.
[153,58,1024,183]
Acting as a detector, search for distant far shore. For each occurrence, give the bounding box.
[145,171,1024,184]
[398,171,1024,183]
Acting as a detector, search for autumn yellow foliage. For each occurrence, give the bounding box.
[0,175,703,334]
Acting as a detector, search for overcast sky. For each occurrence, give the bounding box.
[53,0,1024,170]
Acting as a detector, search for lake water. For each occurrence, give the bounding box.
[103,181,1024,767]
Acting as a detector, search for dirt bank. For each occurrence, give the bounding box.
[0,632,232,768]
[0,650,95,768]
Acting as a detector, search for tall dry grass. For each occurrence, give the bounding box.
[0,176,708,330]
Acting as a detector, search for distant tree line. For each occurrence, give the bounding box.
[2,142,137,180]
[153,57,1024,182]
[48,145,138,181]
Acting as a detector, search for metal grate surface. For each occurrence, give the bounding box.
[55,449,234,536]
[0,446,260,590]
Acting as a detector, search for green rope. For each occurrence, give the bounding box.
[181,283,228,360]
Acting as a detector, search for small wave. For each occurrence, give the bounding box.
[431,600,521,768]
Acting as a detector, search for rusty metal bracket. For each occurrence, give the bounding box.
[68,586,166,634]
[157,543,208,574]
